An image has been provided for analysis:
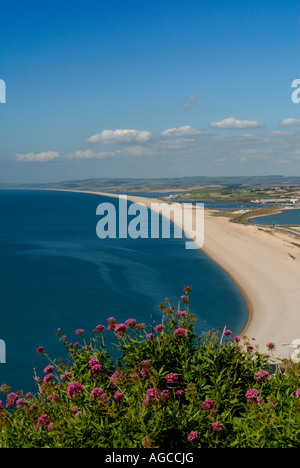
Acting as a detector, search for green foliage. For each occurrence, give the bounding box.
[0,288,299,448]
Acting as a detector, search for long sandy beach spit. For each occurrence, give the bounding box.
[55,189,300,359]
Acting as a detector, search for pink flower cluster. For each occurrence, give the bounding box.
[89,357,103,375]
[114,323,128,335]
[107,317,117,331]
[35,413,54,431]
[245,388,263,405]
[256,370,270,382]
[67,382,84,399]
[107,317,145,333]
[202,399,217,413]
[266,342,276,350]
[165,373,179,383]
[142,388,171,408]
[212,421,223,432]
[142,388,160,407]
[125,318,136,328]
[188,431,200,442]
[174,328,186,337]
[110,370,124,386]
[90,387,108,401]
[140,360,153,379]
[6,393,18,409]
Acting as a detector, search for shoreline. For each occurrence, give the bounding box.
[86,189,300,360]
[4,187,300,359]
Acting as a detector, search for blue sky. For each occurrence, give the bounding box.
[0,0,300,183]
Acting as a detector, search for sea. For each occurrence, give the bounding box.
[250,208,300,226]
[0,189,250,394]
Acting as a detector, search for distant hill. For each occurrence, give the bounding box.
[3,175,300,193]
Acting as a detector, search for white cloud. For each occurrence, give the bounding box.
[279,118,300,127]
[67,150,114,160]
[15,151,59,162]
[159,125,203,138]
[87,129,153,145]
[210,117,264,129]
[183,95,197,109]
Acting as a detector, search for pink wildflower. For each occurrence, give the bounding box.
[295,388,300,398]
[141,368,153,379]
[256,370,270,382]
[60,372,74,382]
[36,346,45,355]
[141,360,151,368]
[6,393,17,409]
[110,370,124,386]
[48,393,60,403]
[160,390,170,402]
[202,399,217,413]
[146,333,155,340]
[37,414,51,428]
[125,318,137,328]
[188,431,200,442]
[90,388,108,401]
[142,388,160,407]
[43,374,54,384]
[114,392,124,401]
[91,364,103,375]
[212,421,223,432]
[115,323,128,335]
[75,329,84,336]
[223,329,232,336]
[245,388,262,405]
[43,365,54,374]
[67,382,84,399]
[165,373,179,383]
[155,324,166,332]
[174,328,186,337]
[107,317,117,330]
[245,388,260,399]
[266,342,276,350]
[95,324,105,332]
[16,398,26,408]
[180,310,187,317]
[89,357,99,368]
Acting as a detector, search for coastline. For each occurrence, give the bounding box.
[92,190,300,360]
[7,187,300,359]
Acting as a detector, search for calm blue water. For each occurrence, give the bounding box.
[0,190,248,393]
[251,209,300,226]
